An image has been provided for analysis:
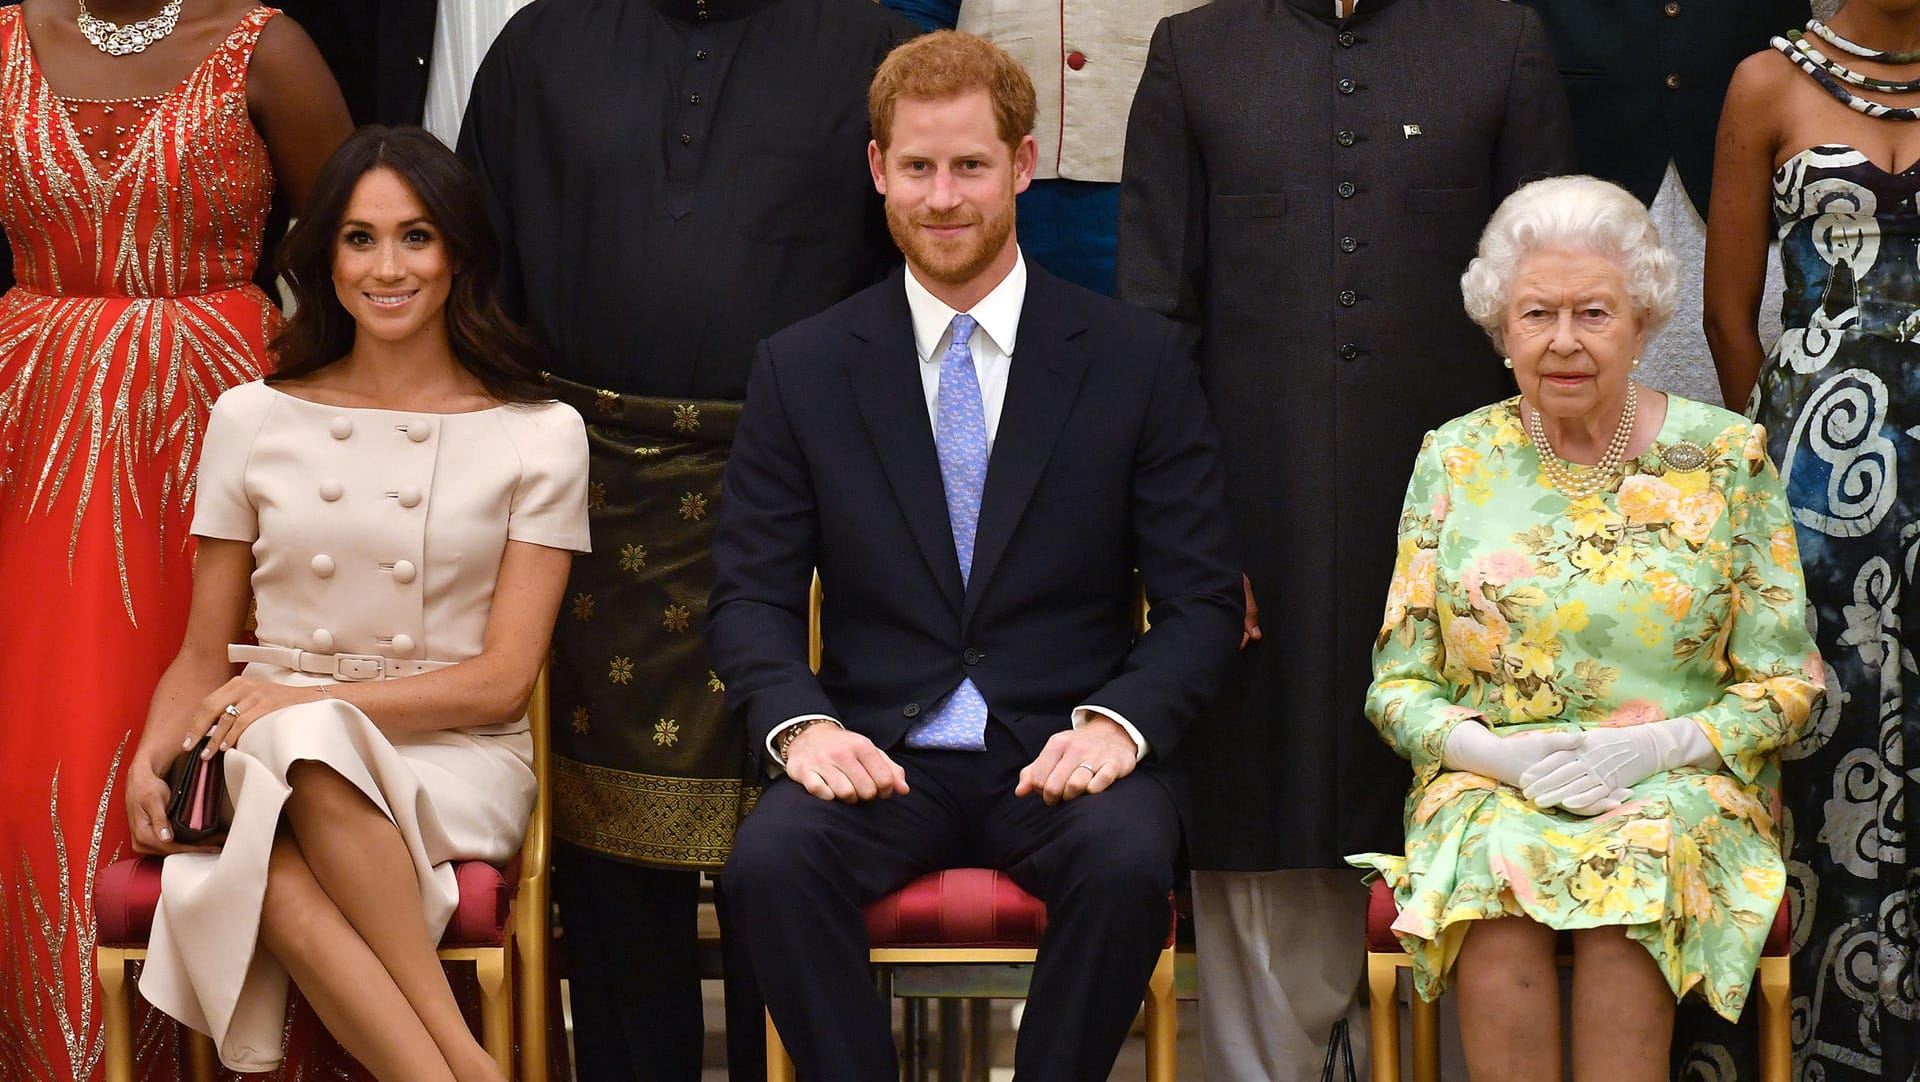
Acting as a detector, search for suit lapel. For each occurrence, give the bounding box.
[964,270,1091,627]
[848,273,966,612]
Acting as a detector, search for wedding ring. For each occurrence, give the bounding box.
[222,704,240,719]
[1074,762,1097,774]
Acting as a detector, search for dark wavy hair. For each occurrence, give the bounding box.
[267,126,546,402]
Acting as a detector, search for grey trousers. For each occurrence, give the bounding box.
[1191,868,1471,1082]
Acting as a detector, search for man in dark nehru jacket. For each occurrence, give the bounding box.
[709,30,1240,1080]
[457,0,915,1077]
[1118,0,1573,1077]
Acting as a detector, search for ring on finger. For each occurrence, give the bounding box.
[1074,762,1097,774]
[222,704,240,719]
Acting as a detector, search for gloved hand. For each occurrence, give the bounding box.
[1519,718,1719,816]
[1441,720,1583,789]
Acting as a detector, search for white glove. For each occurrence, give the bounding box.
[1441,720,1583,788]
[1519,719,1719,815]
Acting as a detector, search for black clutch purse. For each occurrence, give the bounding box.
[164,735,229,844]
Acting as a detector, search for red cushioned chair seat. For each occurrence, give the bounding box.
[1364,877,1791,956]
[95,856,515,949]
[865,869,1050,949]
[862,868,1178,951]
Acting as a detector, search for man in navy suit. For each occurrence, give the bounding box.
[707,30,1241,1080]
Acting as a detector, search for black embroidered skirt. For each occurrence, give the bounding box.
[544,376,755,868]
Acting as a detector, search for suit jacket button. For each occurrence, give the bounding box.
[903,703,921,717]
[963,648,981,665]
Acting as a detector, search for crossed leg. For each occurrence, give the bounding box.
[256,760,502,1082]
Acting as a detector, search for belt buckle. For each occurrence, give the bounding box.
[333,653,386,681]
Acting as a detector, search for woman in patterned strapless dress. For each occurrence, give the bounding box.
[0,3,348,1079]
[1706,2,1920,1077]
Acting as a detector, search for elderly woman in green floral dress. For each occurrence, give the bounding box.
[1350,176,1824,1082]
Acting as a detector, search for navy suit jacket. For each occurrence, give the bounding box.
[706,264,1242,798]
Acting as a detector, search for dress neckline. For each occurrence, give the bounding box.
[1774,143,1920,179]
[262,381,519,418]
[1500,393,1680,462]
[10,5,264,104]
[10,5,271,188]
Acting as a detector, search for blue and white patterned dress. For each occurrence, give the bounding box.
[1757,143,1920,1081]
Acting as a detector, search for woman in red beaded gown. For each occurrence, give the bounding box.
[0,3,348,1079]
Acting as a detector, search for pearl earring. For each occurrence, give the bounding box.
[1631,356,1641,368]
[1503,356,1514,369]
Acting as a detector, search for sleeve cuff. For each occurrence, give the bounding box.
[1072,705,1149,761]
[766,714,841,771]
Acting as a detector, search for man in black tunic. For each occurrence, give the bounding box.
[458,1,915,1076]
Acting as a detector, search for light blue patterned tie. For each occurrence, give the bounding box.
[907,314,991,750]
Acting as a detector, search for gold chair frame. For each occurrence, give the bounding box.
[98,668,553,1082]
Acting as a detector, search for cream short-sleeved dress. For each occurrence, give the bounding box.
[139,380,590,1072]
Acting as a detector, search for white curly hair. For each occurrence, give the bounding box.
[1460,175,1678,354]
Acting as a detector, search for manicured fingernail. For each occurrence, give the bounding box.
[181,737,193,750]
[159,828,172,841]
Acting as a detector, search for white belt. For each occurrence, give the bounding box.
[229,644,455,681]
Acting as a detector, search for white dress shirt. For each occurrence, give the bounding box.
[767,250,1149,768]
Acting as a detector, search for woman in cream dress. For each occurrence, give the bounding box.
[123,126,587,1082]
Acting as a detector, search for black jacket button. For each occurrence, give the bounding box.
[903,703,921,717]
[963,648,981,665]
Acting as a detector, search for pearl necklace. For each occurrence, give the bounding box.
[75,0,184,57]
[1524,381,1638,501]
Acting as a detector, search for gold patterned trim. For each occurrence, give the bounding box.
[551,756,756,869]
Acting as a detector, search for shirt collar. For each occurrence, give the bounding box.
[1285,0,1382,19]
[904,250,1026,364]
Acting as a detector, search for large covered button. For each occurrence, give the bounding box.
[329,416,353,440]
[310,554,335,578]
[392,559,418,584]
[391,633,416,656]
[1066,50,1087,71]
[397,485,423,508]
[312,628,335,652]
[405,419,433,443]
[319,479,343,502]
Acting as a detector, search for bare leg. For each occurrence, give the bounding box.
[1454,916,1562,1082]
[1569,926,1672,1082]
[260,831,457,1082]
[282,761,505,1082]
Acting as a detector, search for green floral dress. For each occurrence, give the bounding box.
[1348,395,1824,1021]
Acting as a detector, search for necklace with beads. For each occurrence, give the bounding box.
[1773,23,1920,120]
[1808,18,1920,64]
[75,0,184,57]
[1524,381,1638,501]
